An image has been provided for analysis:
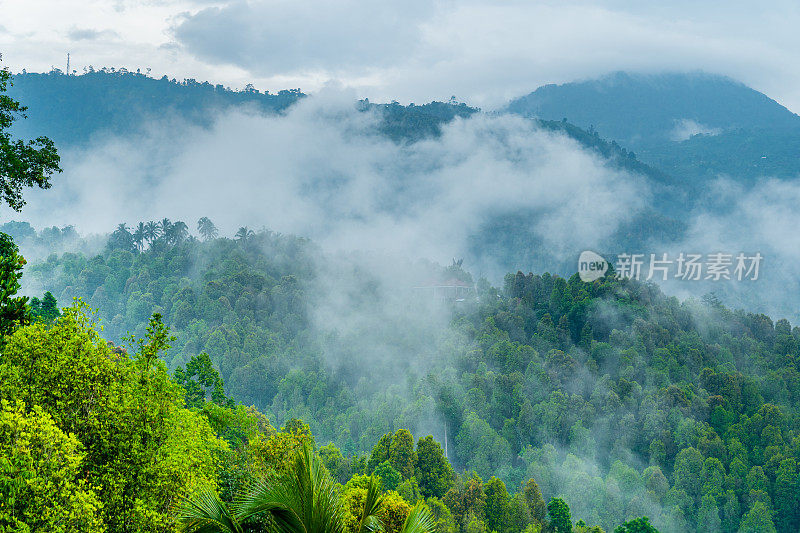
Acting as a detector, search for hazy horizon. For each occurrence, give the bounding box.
[3,1,800,112]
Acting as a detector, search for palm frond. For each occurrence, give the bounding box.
[356,476,385,533]
[237,443,346,533]
[236,475,304,533]
[176,487,243,533]
[295,443,347,533]
[399,503,437,533]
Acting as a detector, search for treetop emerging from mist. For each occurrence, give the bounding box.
[0,61,61,212]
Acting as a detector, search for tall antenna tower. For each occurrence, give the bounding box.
[66,53,70,75]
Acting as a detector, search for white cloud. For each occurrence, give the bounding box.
[670,119,722,141]
[3,93,647,274]
[2,1,800,110]
[66,27,121,41]
[171,0,800,109]
[172,0,436,71]
[648,176,800,321]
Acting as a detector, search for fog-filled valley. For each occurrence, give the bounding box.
[2,62,800,533]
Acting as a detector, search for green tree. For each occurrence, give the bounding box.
[426,497,457,533]
[197,216,219,241]
[168,220,189,244]
[721,490,741,533]
[673,447,704,502]
[178,443,436,533]
[0,307,225,531]
[133,221,146,250]
[523,478,547,524]
[415,435,455,498]
[613,516,659,533]
[464,511,489,533]
[369,433,393,473]
[443,472,486,526]
[484,476,512,533]
[0,233,28,341]
[745,466,769,495]
[175,351,233,408]
[235,226,255,243]
[158,217,172,240]
[375,461,402,491]
[389,429,417,480]
[30,290,60,324]
[697,494,722,533]
[0,399,104,532]
[0,62,61,211]
[144,220,160,243]
[396,477,422,504]
[107,222,135,251]
[319,443,351,484]
[773,458,799,533]
[642,466,669,502]
[546,498,572,533]
[737,501,776,533]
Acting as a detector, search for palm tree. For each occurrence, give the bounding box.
[108,223,135,251]
[197,217,218,241]
[159,218,172,241]
[168,220,189,245]
[133,222,146,251]
[234,226,255,244]
[144,221,160,244]
[177,444,435,533]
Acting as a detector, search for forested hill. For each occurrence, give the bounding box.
[7,70,670,186]
[506,71,800,183]
[6,70,305,147]
[14,69,800,191]
[4,70,688,267]
[12,219,800,533]
[507,72,800,150]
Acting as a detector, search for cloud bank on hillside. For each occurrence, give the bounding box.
[8,93,649,276]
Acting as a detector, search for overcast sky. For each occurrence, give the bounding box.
[1,0,799,110]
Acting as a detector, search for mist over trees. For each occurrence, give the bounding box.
[2,63,800,533]
[7,217,800,532]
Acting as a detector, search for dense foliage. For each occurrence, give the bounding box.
[3,67,800,532]
[1,63,61,212]
[11,218,799,532]
[0,254,603,533]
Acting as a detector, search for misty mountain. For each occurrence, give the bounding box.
[507,71,800,183]
[7,70,677,196]
[7,70,305,147]
[7,69,668,172]
[7,71,484,148]
[5,67,800,533]
[5,70,687,276]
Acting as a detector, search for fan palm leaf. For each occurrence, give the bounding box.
[237,444,346,533]
[399,503,437,533]
[177,487,243,533]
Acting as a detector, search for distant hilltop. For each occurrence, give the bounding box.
[6,70,305,147]
[507,71,800,182]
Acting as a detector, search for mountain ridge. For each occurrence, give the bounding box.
[506,71,800,185]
